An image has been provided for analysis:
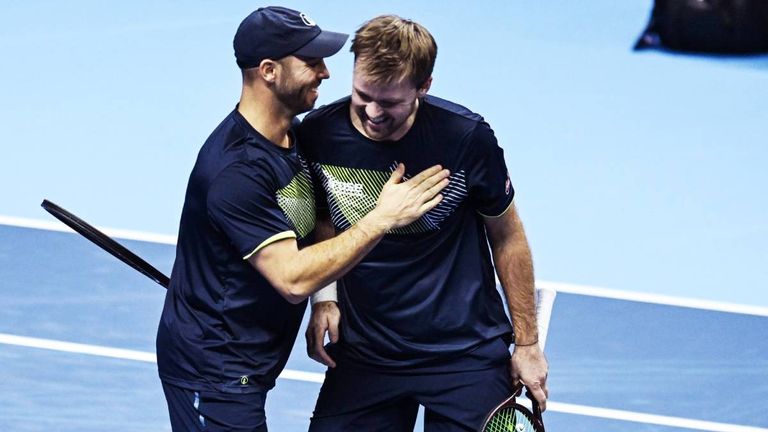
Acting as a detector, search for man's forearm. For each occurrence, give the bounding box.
[486,205,549,410]
[310,212,339,304]
[293,212,387,293]
[497,234,537,344]
[485,205,538,344]
[253,210,388,304]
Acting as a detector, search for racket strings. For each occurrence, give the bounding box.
[484,406,537,432]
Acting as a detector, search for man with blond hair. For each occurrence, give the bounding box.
[299,15,548,431]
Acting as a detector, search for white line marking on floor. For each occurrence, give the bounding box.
[536,280,768,317]
[1,333,765,431]
[0,215,176,244]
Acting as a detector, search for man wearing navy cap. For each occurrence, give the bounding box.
[156,7,450,431]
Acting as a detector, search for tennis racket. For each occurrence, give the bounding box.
[41,199,170,289]
[480,287,557,432]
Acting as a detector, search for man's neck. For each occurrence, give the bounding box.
[238,95,293,148]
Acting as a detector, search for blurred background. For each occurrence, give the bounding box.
[2,0,766,306]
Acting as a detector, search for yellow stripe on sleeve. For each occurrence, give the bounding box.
[243,231,297,260]
[477,198,515,219]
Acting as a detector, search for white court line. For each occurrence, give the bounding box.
[0,215,176,245]
[0,333,323,383]
[4,214,767,317]
[1,333,766,432]
[537,280,768,317]
[548,402,768,432]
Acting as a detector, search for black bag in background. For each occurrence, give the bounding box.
[634,0,768,54]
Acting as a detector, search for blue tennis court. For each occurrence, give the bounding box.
[1,224,766,431]
[2,0,767,431]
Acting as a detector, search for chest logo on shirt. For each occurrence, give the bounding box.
[327,175,366,198]
[314,162,466,234]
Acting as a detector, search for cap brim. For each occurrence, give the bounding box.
[293,30,349,59]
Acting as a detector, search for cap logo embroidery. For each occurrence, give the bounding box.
[299,13,316,27]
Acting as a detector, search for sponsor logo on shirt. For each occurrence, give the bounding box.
[327,174,366,197]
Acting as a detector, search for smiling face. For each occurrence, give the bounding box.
[349,65,430,142]
[274,55,330,115]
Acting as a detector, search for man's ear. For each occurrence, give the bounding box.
[418,76,432,97]
[259,59,279,83]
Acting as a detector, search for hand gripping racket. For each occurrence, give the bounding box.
[41,199,170,289]
[480,287,557,432]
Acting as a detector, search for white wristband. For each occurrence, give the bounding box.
[310,281,338,305]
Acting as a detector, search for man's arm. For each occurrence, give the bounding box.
[250,163,448,304]
[483,203,549,411]
[305,210,341,367]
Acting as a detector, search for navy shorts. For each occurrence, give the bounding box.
[308,359,514,432]
[161,381,268,432]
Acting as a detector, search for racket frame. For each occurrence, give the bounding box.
[480,383,545,432]
[41,199,170,288]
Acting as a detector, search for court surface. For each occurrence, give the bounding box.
[1,224,766,431]
[2,0,767,431]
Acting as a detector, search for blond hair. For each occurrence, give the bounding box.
[351,15,437,88]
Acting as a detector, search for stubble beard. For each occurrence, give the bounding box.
[276,78,317,116]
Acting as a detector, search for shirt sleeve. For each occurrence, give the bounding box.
[466,122,515,217]
[207,161,296,260]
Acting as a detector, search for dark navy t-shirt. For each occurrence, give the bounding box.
[157,109,314,393]
[298,96,515,370]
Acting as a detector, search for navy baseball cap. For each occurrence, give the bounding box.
[234,6,348,69]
